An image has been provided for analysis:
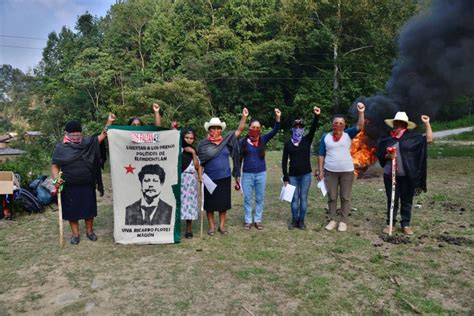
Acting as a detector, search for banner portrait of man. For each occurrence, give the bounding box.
[125,164,172,225]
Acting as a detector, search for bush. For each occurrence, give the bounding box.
[0,141,51,188]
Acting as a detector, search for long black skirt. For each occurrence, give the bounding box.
[61,183,97,221]
[204,176,231,212]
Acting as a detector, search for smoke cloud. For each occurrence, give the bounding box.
[353,0,474,139]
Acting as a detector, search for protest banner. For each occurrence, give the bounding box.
[108,126,181,244]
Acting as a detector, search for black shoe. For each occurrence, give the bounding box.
[297,220,306,230]
[185,232,193,239]
[86,232,98,241]
[70,236,80,245]
[288,220,298,230]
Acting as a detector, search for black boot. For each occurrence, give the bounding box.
[297,219,306,230]
[288,219,298,230]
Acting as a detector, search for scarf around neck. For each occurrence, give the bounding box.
[390,128,407,139]
[248,129,261,146]
[207,129,223,145]
[291,128,304,145]
[63,132,83,144]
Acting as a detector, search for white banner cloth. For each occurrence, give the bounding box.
[108,127,181,244]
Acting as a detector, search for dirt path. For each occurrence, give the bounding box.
[433,126,473,139]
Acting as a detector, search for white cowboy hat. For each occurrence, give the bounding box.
[384,112,417,129]
[204,117,226,131]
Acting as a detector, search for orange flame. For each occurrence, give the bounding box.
[351,130,377,177]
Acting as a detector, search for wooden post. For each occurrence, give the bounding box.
[388,149,397,236]
[57,171,64,247]
[200,181,204,238]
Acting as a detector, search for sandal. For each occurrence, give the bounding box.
[244,223,252,230]
[207,229,215,236]
[217,227,228,235]
[255,223,263,230]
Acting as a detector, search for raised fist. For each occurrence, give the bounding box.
[153,103,160,113]
[421,115,430,124]
[357,102,365,112]
[313,106,321,116]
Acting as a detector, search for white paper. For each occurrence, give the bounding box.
[317,180,327,197]
[279,184,296,202]
[202,173,217,195]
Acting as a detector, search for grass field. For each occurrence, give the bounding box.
[430,114,474,131]
[0,149,473,314]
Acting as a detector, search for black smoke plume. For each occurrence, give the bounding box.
[352,0,474,140]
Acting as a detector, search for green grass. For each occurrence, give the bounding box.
[444,130,474,141]
[431,114,474,131]
[428,142,474,158]
[0,152,472,314]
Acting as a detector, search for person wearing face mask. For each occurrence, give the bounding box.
[198,108,249,236]
[127,103,162,126]
[282,106,321,230]
[318,102,365,232]
[377,112,432,235]
[51,115,115,245]
[240,108,281,230]
[180,129,201,239]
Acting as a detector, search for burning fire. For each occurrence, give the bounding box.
[351,130,378,177]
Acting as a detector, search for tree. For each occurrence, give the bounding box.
[64,48,115,121]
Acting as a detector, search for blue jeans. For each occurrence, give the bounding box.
[242,172,267,224]
[289,173,312,222]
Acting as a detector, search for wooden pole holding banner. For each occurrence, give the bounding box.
[387,147,397,236]
[200,181,204,238]
[56,171,64,247]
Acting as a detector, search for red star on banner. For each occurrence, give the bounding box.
[124,164,136,174]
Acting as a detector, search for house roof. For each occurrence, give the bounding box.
[0,148,26,156]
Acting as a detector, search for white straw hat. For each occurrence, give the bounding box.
[204,117,226,131]
[384,112,417,129]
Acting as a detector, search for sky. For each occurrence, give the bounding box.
[0,0,116,73]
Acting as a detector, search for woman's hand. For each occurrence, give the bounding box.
[386,147,397,160]
[318,170,324,181]
[107,113,116,125]
[313,106,321,116]
[421,114,433,143]
[235,108,249,138]
[153,103,160,113]
[275,108,282,121]
[357,102,365,113]
[183,146,196,155]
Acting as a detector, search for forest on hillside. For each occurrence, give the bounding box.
[1,0,473,142]
[1,0,425,136]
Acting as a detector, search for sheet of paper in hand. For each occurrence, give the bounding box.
[279,184,296,202]
[108,126,181,244]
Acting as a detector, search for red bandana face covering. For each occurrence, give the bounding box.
[332,123,345,142]
[248,128,260,146]
[207,129,223,145]
[390,128,407,139]
[63,132,82,144]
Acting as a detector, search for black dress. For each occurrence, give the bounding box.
[52,136,102,221]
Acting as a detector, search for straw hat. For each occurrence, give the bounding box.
[384,112,417,129]
[204,117,226,131]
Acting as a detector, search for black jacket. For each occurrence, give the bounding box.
[377,130,428,193]
[125,199,172,225]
